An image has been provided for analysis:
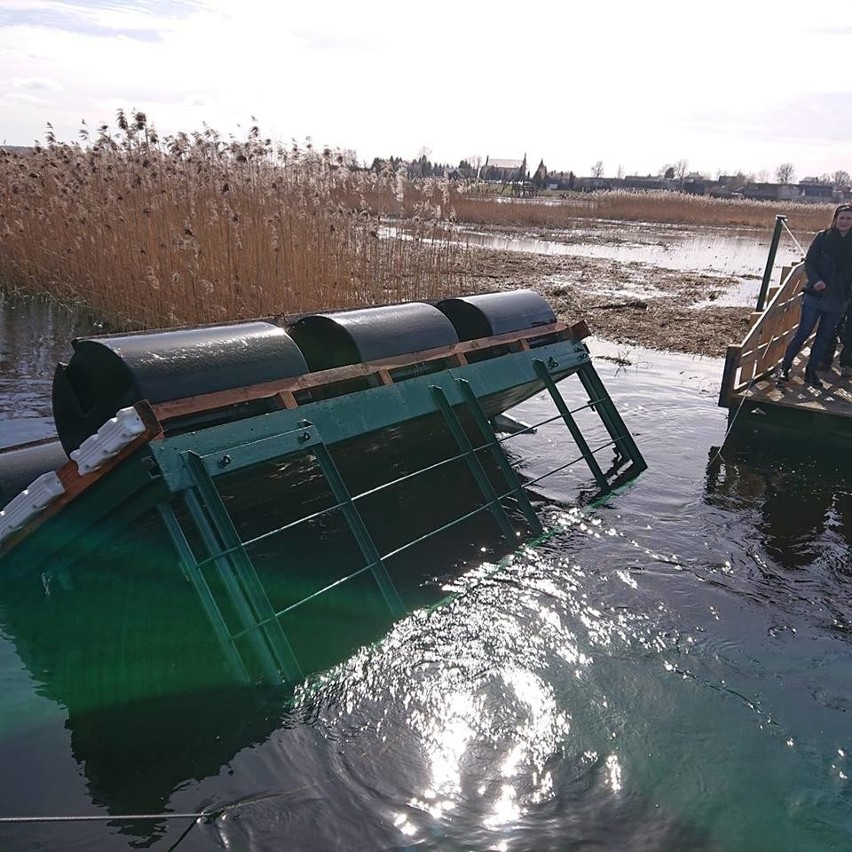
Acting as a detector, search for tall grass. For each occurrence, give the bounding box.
[447,188,833,232]
[0,112,833,332]
[0,113,471,330]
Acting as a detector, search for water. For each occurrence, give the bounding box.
[1,297,851,851]
[0,298,103,449]
[450,221,807,309]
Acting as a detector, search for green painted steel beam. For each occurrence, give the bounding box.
[312,442,407,619]
[149,339,591,492]
[182,451,304,684]
[157,502,251,683]
[430,384,517,542]
[456,379,544,536]
[533,359,611,491]
[196,423,322,478]
[573,363,648,475]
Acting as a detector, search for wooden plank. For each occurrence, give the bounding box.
[274,390,298,409]
[0,401,163,555]
[724,263,807,402]
[718,345,742,406]
[153,322,571,422]
[739,264,805,349]
[377,369,394,386]
[570,319,592,340]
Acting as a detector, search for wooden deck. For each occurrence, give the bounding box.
[719,261,852,432]
[737,352,852,415]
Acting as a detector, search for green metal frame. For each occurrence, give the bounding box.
[1,338,647,685]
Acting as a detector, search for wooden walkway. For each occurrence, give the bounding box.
[738,353,852,415]
[719,261,852,430]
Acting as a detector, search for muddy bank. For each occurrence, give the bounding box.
[460,242,755,358]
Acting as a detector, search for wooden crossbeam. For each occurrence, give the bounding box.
[152,322,571,422]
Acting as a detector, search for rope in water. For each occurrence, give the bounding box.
[0,811,212,824]
[706,371,759,468]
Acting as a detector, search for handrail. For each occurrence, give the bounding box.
[719,261,806,406]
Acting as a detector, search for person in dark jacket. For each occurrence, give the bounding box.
[780,203,852,388]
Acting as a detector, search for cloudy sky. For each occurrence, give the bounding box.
[1,0,850,180]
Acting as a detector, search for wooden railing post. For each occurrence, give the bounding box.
[718,345,742,408]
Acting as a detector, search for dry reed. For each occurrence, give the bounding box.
[0,113,472,330]
[0,113,834,332]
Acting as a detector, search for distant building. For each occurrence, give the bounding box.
[621,175,671,191]
[482,155,527,183]
[798,182,835,203]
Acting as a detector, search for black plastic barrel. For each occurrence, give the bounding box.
[435,289,556,341]
[52,322,309,454]
[287,303,459,372]
[0,440,68,510]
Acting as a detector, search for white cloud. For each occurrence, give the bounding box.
[0,0,850,176]
[10,75,62,90]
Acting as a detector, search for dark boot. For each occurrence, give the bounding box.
[805,371,824,389]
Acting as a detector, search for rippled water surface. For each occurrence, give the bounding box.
[0,296,850,851]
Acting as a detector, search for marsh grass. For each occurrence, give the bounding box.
[0,113,472,330]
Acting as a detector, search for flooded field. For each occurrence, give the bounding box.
[458,219,803,300]
[440,218,810,357]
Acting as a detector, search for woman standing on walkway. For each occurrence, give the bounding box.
[781,203,852,388]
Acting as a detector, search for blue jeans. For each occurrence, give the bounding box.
[782,294,844,376]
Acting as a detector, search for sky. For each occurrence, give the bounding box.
[1,0,851,180]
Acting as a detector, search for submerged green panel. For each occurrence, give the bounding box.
[0,336,647,692]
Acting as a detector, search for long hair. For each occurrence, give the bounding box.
[829,203,852,229]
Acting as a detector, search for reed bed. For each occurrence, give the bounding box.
[0,113,834,331]
[0,114,472,330]
[447,188,833,232]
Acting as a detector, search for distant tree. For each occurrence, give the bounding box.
[675,159,689,183]
[469,154,485,178]
[591,160,604,178]
[458,159,471,171]
[568,170,576,189]
[616,164,624,179]
[754,169,767,182]
[662,165,675,179]
[775,162,795,183]
[723,171,750,190]
[370,157,384,173]
[833,169,851,186]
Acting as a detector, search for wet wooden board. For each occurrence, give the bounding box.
[730,349,852,420]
